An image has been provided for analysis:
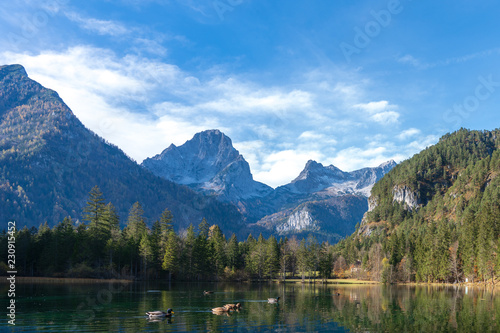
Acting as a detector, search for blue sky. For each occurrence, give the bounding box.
[1,0,500,187]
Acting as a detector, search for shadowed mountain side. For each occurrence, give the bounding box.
[0,64,244,235]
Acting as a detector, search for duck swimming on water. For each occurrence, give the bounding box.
[146,309,174,318]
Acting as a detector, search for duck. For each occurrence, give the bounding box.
[212,305,230,312]
[146,309,174,318]
[224,303,242,310]
[203,290,214,295]
[268,297,280,303]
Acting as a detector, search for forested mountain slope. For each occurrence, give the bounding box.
[335,128,500,283]
[0,64,242,232]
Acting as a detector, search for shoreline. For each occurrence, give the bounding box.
[272,278,379,285]
[1,276,498,289]
[0,276,134,284]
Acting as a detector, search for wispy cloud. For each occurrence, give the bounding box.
[353,100,400,125]
[398,47,500,70]
[66,12,130,36]
[397,128,421,140]
[0,46,432,187]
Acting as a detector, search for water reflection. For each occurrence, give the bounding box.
[1,281,499,332]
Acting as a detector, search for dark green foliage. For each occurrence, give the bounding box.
[334,128,500,283]
[1,187,347,281]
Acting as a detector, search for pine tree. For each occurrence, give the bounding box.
[149,220,162,275]
[125,202,147,243]
[83,186,107,240]
[139,233,153,278]
[158,208,174,262]
[459,209,476,282]
[318,243,333,281]
[162,230,179,281]
[434,219,451,281]
[103,203,120,270]
[181,224,196,279]
[247,234,266,279]
[124,202,147,277]
[193,219,210,279]
[208,224,227,279]
[265,235,280,280]
[297,239,309,282]
[226,234,240,270]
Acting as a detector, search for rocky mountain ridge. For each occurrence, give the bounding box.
[142,130,273,202]
[2,63,396,242]
[143,130,396,241]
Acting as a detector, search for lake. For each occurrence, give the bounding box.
[1,280,500,332]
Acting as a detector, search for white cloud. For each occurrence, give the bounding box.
[353,100,400,126]
[370,111,400,125]
[326,146,391,172]
[397,48,500,70]
[354,100,390,113]
[397,128,421,140]
[398,54,421,68]
[254,149,324,187]
[0,46,319,171]
[0,46,433,188]
[66,12,130,36]
[406,134,439,152]
[132,38,168,56]
[298,131,323,140]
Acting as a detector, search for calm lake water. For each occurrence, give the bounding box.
[1,280,500,332]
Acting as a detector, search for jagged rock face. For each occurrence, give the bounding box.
[275,208,316,234]
[368,196,378,212]
[351,160,397,194]
[142,130,273,202]
[291,160,349,193]
[392,185,420,211]
[282,159,396,197]
[142,130,239,184]
[143,129,396,240]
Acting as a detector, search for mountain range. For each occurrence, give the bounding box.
[142,129,395,240]
[1,64,395,241]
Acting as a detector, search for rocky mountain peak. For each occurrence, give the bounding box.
[0,64,28,79]
[379,159,397,171]
[142,130,272,201]
[284,159,396,196]
[293,160,345,183]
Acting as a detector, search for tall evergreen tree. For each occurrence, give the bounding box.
[162,230,179,281]
[124,202,147,276]
[265,235,280,280]
[83,186,107,239]
[226,234,240,270]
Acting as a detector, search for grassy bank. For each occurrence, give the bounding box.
[271,278,379,285]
